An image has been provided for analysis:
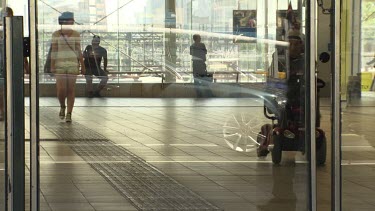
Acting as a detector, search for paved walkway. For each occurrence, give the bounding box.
[1,97,375,210]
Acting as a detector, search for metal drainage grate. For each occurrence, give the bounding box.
[40,107,221,211]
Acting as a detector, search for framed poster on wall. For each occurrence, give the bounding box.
[233,10,257,43]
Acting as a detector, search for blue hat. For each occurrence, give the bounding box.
[59,11,74,21]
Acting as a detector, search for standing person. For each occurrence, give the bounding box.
[83,35,108,97]
[287,23,304,75]
[190,34,212,97]
[50,11,85,122]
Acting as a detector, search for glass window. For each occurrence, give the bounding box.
[341,0,375,210]
[32,1,315,210]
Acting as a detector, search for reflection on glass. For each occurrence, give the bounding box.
[34,1,314,210]
[257,165,299,211]
[36,0,285,85]
[342,0,375,210]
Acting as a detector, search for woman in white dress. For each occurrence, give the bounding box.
[50,12,85,122]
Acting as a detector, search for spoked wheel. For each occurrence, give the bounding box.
[272,134,282,164]
[223,113,266,152]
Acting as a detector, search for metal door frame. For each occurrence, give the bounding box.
[4,16,26,211]
[1,2,40,211]
[331,0,342,210]
[306,0,317,210]
[29,0,40,211]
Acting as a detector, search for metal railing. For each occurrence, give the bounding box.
[32,70,267,84]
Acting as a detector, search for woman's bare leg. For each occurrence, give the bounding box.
[56,75,67,108]
[66,75,77,114]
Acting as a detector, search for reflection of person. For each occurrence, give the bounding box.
[367,54,375,67]
[248,17,256,28]
[0,7,29,121]
[50,12,85,122]
[257,165,297,211]
[286,2,297,27]
[239,11,256,27]
[286,27,305,125]
[190,34,212,98]
[83,35,108,97]
[248,12,256,28]
[288,26,305,75]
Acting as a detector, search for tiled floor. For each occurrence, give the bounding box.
[341,105,375,211]
[0,97,375,210]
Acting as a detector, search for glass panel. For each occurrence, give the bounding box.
[0,0,30,210]
[0,1,30,209]
[36,0,314,210]
[341,0,375,210]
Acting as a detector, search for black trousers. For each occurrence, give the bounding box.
[85,68,108,92]
[192,61,213,97]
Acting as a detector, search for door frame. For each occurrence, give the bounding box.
[24,0,323,210]
[331,0,342,210]
[29,0,40,211]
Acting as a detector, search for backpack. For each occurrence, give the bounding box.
[44,43,53,75]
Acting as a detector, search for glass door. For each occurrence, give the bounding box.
[29,0,319,210]
[340,0,375,210]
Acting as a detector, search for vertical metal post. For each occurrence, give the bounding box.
[190,0,193,31]
[165,0,177,83]
[30,0,40,210]
[2,3,8,211]
[332,0,342,210]
[117,0,120,74]
[306,0,317,210]
[298,0,303,22]
[350,0,361,76]
[127,33,132,72]
[264,0,269,75]
[5,16,25,211]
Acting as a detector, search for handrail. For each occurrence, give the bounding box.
[109,70,266,83]
[108,71,165,74]
[107,71,165,83]
[37,71,267,84]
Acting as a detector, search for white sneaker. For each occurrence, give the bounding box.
[65,113,72,123]
[59,107,66,119]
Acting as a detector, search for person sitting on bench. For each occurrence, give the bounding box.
[83,35,108,97]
